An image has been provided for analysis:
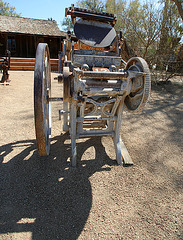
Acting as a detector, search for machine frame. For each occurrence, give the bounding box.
[34,5,151,167]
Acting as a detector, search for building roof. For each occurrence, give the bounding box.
[0,15,66,37]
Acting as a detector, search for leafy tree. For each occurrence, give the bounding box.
[76,0,105,12]
[106,0,162,59]
[105,0,127,31]
[106,0,182,63]
[125,1,162,58]
[0,0,21,17]
[61,17,74,33]
[157,0,183,56]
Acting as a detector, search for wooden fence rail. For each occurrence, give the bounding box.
[9,58,58,71]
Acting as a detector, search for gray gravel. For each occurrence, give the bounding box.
[0,71,182,240]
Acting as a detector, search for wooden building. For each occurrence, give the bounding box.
[0,15,66,59]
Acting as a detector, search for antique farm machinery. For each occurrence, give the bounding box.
[34,5,151,167]
[0,50,10,85]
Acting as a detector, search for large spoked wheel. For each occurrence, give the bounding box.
[34,43,51,156]
[125,57,151,113]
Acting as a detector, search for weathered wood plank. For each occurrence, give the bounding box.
[120,138,134,166]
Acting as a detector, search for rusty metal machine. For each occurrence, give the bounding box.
[34,5,151,166]
[0,50,10,85]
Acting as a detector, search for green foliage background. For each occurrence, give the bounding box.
[0,0,21,17]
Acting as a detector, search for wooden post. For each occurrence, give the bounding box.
[58,51,62,73]
[26,36,29,57]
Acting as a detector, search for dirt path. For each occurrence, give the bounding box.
[0,71,182,240]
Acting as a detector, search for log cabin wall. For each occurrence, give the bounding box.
[0,15,65,59]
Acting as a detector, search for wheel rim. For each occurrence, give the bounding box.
[34,43,51,156]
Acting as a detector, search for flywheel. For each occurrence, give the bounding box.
[125,57,151,113]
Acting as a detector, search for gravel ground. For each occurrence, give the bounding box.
[0,71,182,240]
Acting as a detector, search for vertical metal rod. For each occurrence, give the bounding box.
[64,40,67,62]
[63,102,69,131]
[78,101,85,133]
[70,99,77,167]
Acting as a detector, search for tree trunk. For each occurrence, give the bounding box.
[172,0,183,21]
[157,0,169,56]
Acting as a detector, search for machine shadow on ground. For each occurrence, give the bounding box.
[0,76,182,239]
[0,133,115,240]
